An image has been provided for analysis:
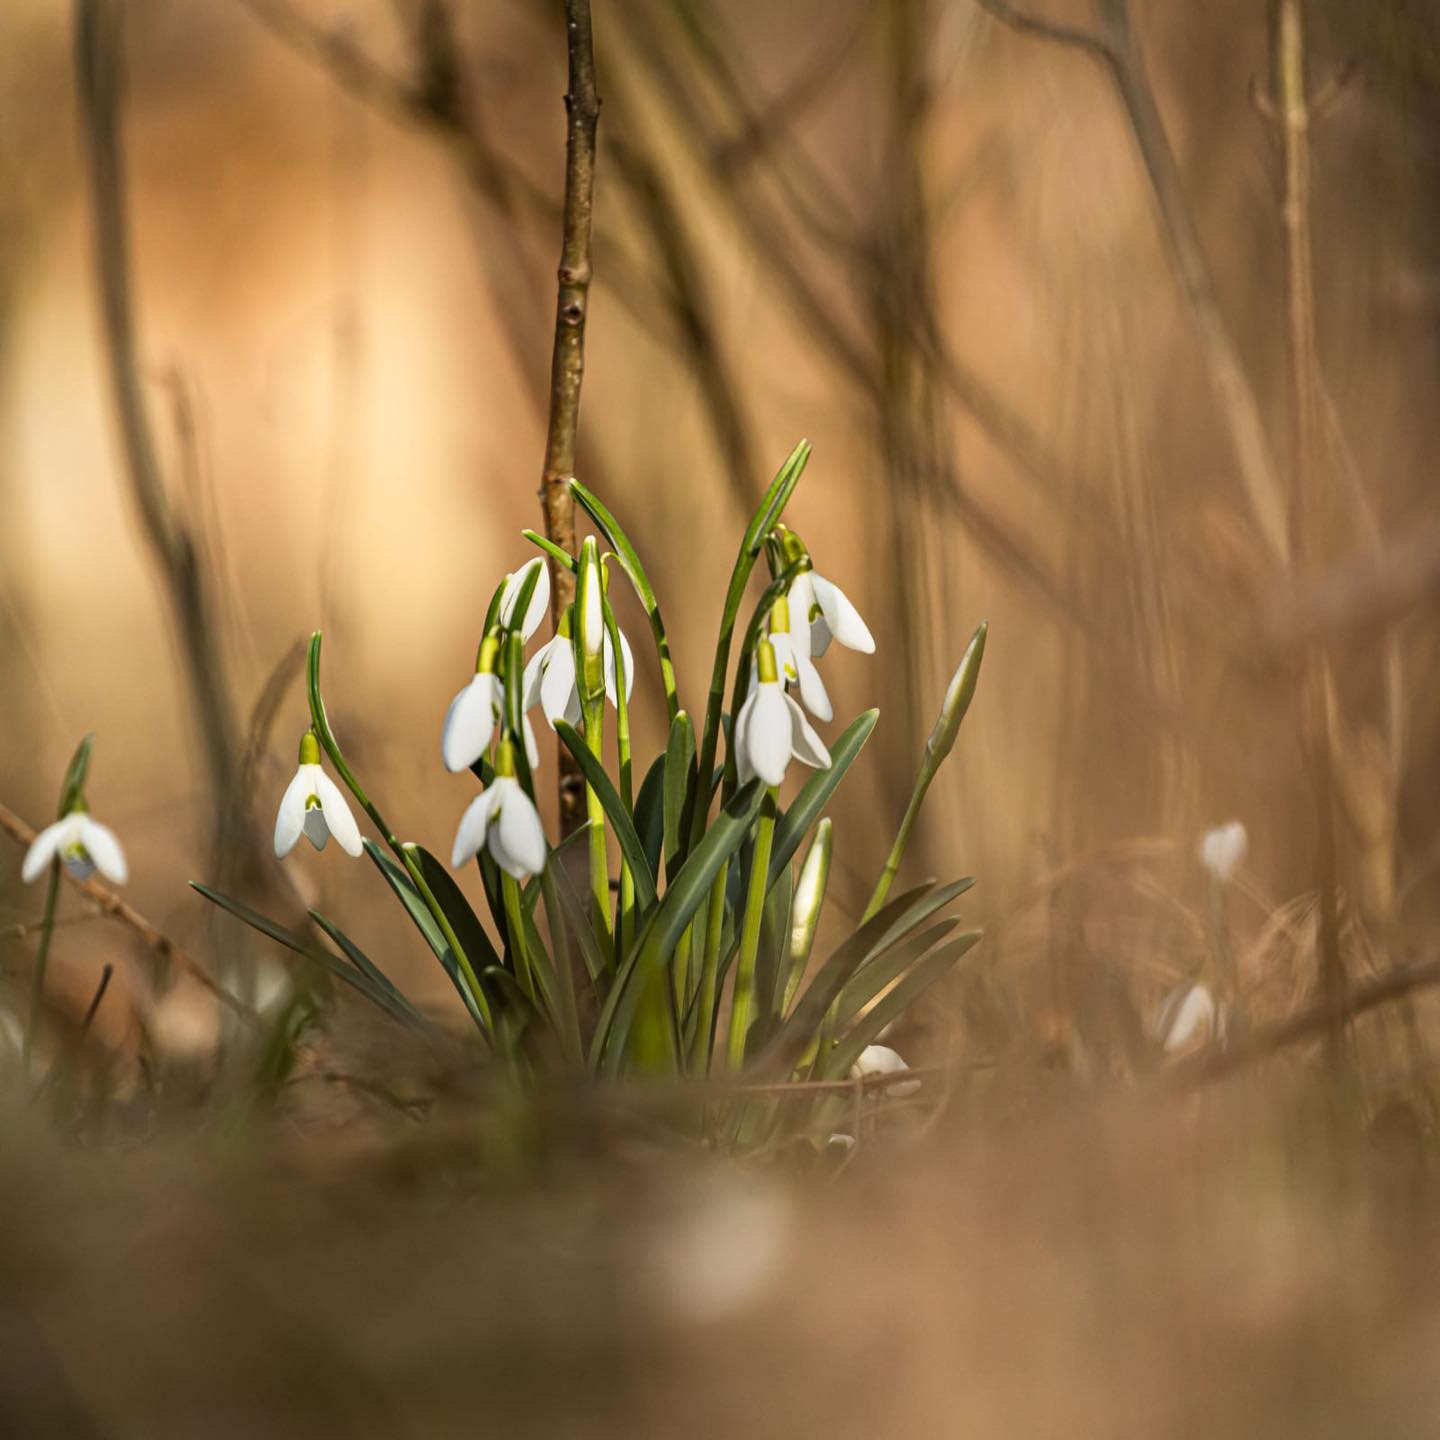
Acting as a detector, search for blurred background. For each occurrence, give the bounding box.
[3,0,1440,1087]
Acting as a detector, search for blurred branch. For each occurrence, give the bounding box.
[976,0,1291,564]
[541,0,599,838]
[0,800,258,1027]
[73,0,249,864]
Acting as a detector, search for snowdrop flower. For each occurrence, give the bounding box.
[849,1043,920,1097]
[1158,981,1227,1054]
[766,595,832,722]
[788,567,875,660]
[22,805,127,885]
[443,635,539,772]
[497,556,550,641]
[734,639,831,787]
[1198,820,1248,883]
[522,610,635,730]
[274,731,363,858]
[451,740,548,880]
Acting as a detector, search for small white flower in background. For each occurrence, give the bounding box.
[451,741,548,880]
[734,639,831,787]
[849,1042,920,1097]
[826,1132,857,1152]
[1157,981,1227,1054]
[497,556,550,641]
[788,568,875,660]
[766,595,832,723]
[274,731,363,859]
[442,636,540,772]
[23,806,128,885]
[1198,820,1248,883]
[522,615,635,730]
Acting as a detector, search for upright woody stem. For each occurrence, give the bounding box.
[1274,0,1345,1072]
[539,0,600,839]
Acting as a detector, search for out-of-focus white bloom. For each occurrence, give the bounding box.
[274,733,363,859]
[497,557,551,641]
[789,569,875,659]
[23,808,128,885]
[826,1132,857,1152]
[1198,820,1248,883]
[735,639,831,788]
[451,748,548,880]
[849,1042,921,1097]
[1158,981,1227,1053]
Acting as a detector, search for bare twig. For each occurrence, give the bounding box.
[541,0,600,837]
[977,0,1291,562]
[0,800,257,1026]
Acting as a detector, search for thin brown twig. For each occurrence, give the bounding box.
[541,0,600,837]
[0,800,257,1026]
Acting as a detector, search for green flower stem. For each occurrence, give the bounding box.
[673,926,694,1019]
[582,696,611,939]
[603,596,634,950]
[690,861,730,1073]
[861,622,986,923]
[502,873,536,1007]
[22,862,62,1067]
[726,786,779,1071]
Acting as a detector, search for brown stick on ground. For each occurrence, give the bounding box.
[540,0,601,837]
[0,801,257,1026]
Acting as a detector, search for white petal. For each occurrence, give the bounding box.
[811,574,874,654]
[522,713,541,771]
[273,768,312,859]
[441,674,498,772]
[786,695,832,771]
[734,693,757,786]
[770,630,797,683]
[1198,821,1248,883]
[22,817,73,883]
[849,1043,919,1096]
[787,575,817,659]
[539,643,579,729]
[303,806,330,851]
[489,778,548,880]
[77,816,127,884]
[604,627,635,707]
[1161,983,1218,1053]
[794,654,833,723]
[522,640,552,711]
[315,771,363,857]
[500,558,550,641]
[810,613,834,658]
[744,684,793,787]
[451,789,499,868]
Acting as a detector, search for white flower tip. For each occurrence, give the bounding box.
[849,1043,920,1096]
[1198,820,1248,882]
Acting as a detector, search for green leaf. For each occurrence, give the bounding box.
[768,710,878,882]
[307,909,430,1029]
[592,779,765,1075]
[191,882,420,1028]
[748,882,940,1078]
[634,751,666,880]
[833,919,964,1025]
[521,528,576,572]
[554,720,658,912]
[58,733,94,815]
[405,844,504,974]
[363,842,488,1031]
[821,931,983,1080]
[662,709,697,876]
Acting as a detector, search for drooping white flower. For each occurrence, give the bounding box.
[22,807,128,885]
[849,1043,920,1097]
[522,617,635,730]
[497,557,551,641]
[734,639,831,787]
[274,732,363,858]
[789,568,875,659]
[1158,981,1226,1054]
[450,744,548,880]
[767,595,832,722]
[1198,820,1248,883]
[443,637,539,772]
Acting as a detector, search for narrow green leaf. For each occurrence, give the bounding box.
[592,780,764,1074]
[833,919,964,1025]
[307,909,430,1028]
[555,719,658,912]
[58,733,94,815]
[821,931,983,1080]
[662,709,697,876]
[634,751,666,880]
[406,844,504,973]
